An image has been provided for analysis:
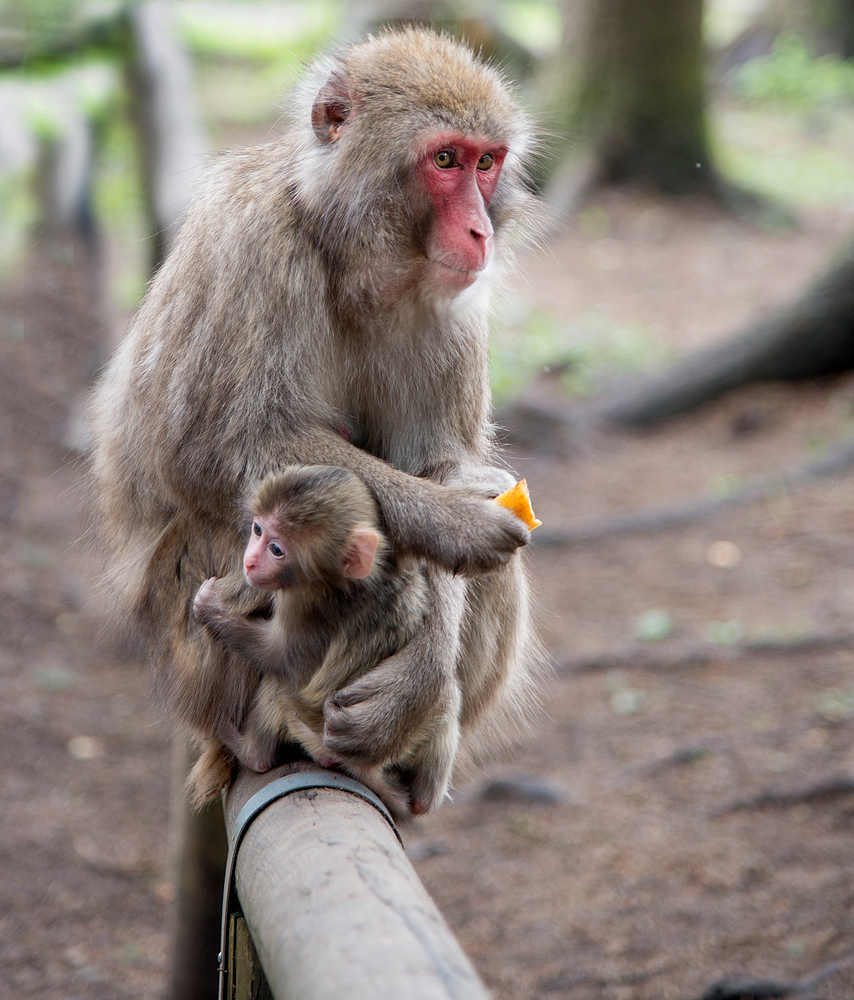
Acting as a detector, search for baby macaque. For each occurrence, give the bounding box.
[192,465,461,819]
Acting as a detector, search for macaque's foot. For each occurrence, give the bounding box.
[186,741,238,809]
[406,774,450,815]
[216,717,273,773]
[246,755,274,773]
[321,684,401,762]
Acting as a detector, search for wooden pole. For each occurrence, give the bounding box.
[222,762,492,1000]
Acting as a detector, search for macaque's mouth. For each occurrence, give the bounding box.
[430,260,484,281]
[433,258,485,272]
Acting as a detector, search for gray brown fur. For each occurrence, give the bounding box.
[193,465,460,818]
[87,28,545,810]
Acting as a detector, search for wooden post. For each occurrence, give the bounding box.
[222,762,492,1000]
[167,739,228,1000]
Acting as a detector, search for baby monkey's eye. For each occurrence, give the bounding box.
[433,150,454,168]
[477,153,494,171]
[252,521,262,536]
[268,542,285,559]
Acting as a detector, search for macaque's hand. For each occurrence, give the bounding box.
[193,577,225,624]
[428,490,529,575]
[403,463,529,574]
[439,464,518,498]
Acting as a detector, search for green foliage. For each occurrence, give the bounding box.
[604,671,647,715]
[814,687,854,720]
[636,609,674,643]
[177,2,339,131]
[716,34,854,209]
[706,472,744,499]
[0,171,36,273]
[490,303,671,404]
[715,109,854,209]
[0,0,80,49]
[497,0,562,55]
[92,106,149,306]
[177,2,339,63]
[0,0,123,72]
[705,620,744,645]
[732,34,854,112]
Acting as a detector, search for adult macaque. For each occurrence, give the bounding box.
[192,465,460,819]
[88,28,543,808]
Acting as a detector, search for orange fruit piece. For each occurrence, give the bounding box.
[494,479,542,530]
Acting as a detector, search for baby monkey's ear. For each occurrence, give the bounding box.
[342,526,381,579]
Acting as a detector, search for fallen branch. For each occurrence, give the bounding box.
[557,630,854,674]
[594,235,854,427]
[722,776,854,814]
[698,950,854,1000]
[533,432,854,548]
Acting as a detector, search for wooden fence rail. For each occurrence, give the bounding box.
[219,761,492,1000]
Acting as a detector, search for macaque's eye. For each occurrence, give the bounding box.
[268,542,285,559]
[252,521,262,537]
[433,150,455,169]
[477,153,494,171]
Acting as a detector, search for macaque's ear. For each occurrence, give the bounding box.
[311,75,353,143]
[342,526,380,579]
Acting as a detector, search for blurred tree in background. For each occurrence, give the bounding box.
[543,0,716,207]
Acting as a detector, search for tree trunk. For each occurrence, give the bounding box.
[121,1,206,272]
[544,0,715,203]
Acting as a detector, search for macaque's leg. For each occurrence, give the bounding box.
[322,570,464,766]
[229,675,307,773]
[406,679,462,815]
[456,554,542,762]
[214,717,275,774]
[276,712,411,819]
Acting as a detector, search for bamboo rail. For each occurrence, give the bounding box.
[219,761,491,1000]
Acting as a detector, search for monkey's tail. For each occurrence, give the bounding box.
[186,739,238,810]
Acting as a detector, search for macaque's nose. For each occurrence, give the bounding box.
[468,223,493,268]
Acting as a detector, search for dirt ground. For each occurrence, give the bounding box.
[3,188,854,1000]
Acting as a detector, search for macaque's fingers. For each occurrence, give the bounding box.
[413,493,528,576]
[331,761,414,822]
[192,577,221,620]
[327,680,377,710]
[445,497,529,573]
[440,464,518,498]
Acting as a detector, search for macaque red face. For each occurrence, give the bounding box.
[419,134,507,292]
[243,512,382,590]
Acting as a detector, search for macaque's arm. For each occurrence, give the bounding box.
[276,427,529,576]
[193,577,284,670]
